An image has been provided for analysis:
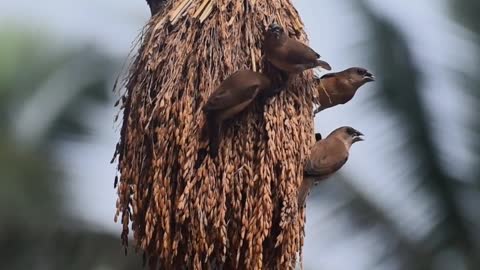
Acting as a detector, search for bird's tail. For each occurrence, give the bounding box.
[194,148,208,169]
[194,115,216,169]
[199,120,208,142]
[298,177,315,208]
[206,114,221,158]
[208,122,220,158]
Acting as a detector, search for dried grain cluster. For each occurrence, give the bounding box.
[113,0,323,268]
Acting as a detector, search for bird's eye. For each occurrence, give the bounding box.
[269,25,283,35]
[357,69,366,75]
[346,127,356,135]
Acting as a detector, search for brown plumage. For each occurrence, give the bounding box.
[313,67,374,115]
[145,0,166,16]
[202,69,271,158]
[264,23,331,78]
[298,126,364,208]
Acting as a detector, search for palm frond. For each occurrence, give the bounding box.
[357,0,476,266]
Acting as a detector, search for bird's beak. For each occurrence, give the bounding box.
[352,131,364,143]
[268,23,281,34]
[318,60,332,71]
[363,71,375,82]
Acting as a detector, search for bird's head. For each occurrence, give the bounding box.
[345,67,375,88]
[267,23,284,39]
[331,126,364,146]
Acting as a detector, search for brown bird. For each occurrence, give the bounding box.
[202,69,271,158]
[298,126,364,208]
[313,67,374,115]
[264,23,332,81]
[145,0,166,16]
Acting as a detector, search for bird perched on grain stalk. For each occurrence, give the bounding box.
[145,0,166,16]
[201,69,272,158]
[313,67,375,115]
[298,126,364,208]
[263,23,332,84]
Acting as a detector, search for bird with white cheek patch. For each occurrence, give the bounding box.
[313,67,375,115]
[263,23,332,85]
[298,126,364,208]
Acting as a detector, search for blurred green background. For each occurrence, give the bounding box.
[0,0,479,269]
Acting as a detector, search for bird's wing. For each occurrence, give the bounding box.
[203,84,259,111]
[283,39,320,65]
[304,140,348,178]
[298,176,315,208]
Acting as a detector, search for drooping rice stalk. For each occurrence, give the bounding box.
[113,0,320,268]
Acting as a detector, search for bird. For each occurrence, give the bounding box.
[145,0,166,16]
[201,69,272,158]
[298,126,364,208]
[313,67,374,115]
[263,23,331,83]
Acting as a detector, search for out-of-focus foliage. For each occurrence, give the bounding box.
[361,0,474,266]
[451,0,480,184]
[0,27,140,269]
[450,0,480,264]
[307,0,480,269]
